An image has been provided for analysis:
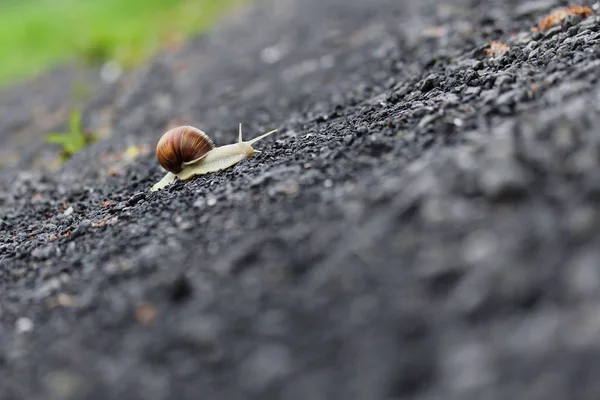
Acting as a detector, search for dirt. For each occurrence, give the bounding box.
[2,0,600,398]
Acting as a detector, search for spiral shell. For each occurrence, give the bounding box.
[156,125,216,173]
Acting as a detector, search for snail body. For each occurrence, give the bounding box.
[151,123,277,191]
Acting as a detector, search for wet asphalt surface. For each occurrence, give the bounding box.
[2,0,600,398]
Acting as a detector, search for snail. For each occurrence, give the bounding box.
[151,123,277,191]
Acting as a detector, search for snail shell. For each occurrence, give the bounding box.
[156,125,216,173]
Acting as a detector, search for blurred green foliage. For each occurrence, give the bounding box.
[45,110,96,161]
[0,0,243,87]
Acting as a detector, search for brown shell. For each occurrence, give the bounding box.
[156,126,216,173]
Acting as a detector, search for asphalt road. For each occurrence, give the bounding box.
[2,0,600,399]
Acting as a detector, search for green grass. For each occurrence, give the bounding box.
[0,0,244,87]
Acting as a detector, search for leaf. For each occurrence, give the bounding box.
[69,110,82,134]
[45,109,93,161]
[46,133,74,146]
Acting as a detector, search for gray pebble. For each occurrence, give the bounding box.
[70,220,92,239]
[239,344,293,392]
[566,249,600,298]
[479,161,531,200]
[127,192,146,206]
[175,316,223,361]
[527,47,540,60]
[495,89,519,107]
[31,245,57,260]
[544,26,563,39]
[440,340,495,393]
[524,40,538,54]
[579,16,600,31]
[15,317,34,334]
[421,74,439,92]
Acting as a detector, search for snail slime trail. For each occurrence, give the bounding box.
[151,123,278,192]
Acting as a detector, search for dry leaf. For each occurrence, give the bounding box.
[484,40,510,57]
[532,5,593,32]
[92,216,119,227]
[47,293,75,308]
[135,303,158,324]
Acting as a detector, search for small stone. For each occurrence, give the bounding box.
[564,14,583,28]
[256,310,288,337]
[480,89,499,104]
[565,149,596,177]
[567,26,579,37]
[566,250,600,298]
[261,44,285,64]
[464,86,481,96]
[495,89,519,107]
[479,161,531,200]
[356,125,368,135]
[494,74,513,88]
[420,74,438,92]
[528,47,540,60]
[565,206,596,237]
[448,267,491,316]
[193,198,206,208]
[441,341,495,392]
[70,220,92,239]
[268,182,299,196]
[565,304,600,350]
[504,310,561,354]
[178,220,194,231]
[127,192,146,206]
[239,344,293,392]
[524,40,538,54]
[579,15,600,30]
[35,277,62,299]
[63,206,74,217]
[461,229,499,265]
[100,60,123,83]
[176,316,223,361]
[113,201,128,211]
[32,245,57,260]
[15,317,34,333]
[44,370,86,398]
[47,293,75,308]
[544,26,562,39]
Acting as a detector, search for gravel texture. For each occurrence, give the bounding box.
[2,0,600,398]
